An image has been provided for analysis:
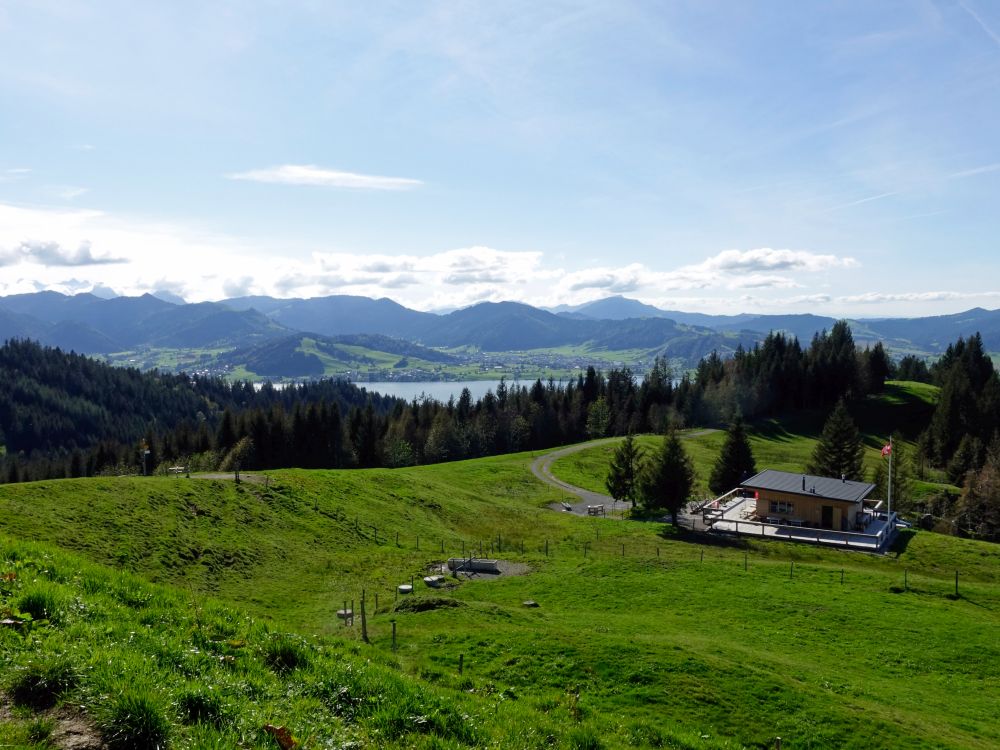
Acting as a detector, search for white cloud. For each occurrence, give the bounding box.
[227,164,423,191]
[727,274,800,290]
[0,239,125,267]
[694,248,858,274]
[837,290,1000,304]
[1,200,990,318]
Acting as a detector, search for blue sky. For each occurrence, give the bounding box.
[2,1,1000,316]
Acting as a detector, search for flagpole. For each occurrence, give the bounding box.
[887,436,893,525]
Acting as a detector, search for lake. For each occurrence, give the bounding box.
[350,380,514,403]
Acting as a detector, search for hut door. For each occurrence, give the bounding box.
[821,505,834,529]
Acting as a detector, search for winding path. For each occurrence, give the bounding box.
[530,431,718,518]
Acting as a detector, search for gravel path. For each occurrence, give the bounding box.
[530,431,718,521]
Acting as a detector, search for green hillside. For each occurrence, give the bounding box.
[551,381,953,501]
[3,425,999,747]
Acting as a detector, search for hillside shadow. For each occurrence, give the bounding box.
[657,526,748,549]
[889,528,916,557]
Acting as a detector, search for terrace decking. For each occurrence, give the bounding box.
[699,494,898,553]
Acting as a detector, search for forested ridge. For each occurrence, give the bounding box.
[1,324,999,540]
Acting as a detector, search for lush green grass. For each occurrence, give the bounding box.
[3,383,999,748]
[550,382,954,502]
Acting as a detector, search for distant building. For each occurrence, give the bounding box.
[742,469,875,531]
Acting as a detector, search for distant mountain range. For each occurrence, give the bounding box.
[1,291,999,377]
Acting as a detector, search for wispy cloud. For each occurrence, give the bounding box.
[837,290,1000,304]
[959,1,1000,48]
[227,164,423,191]
[948,162,1000,179]
[825,190,902,212]
[52,186,89,200]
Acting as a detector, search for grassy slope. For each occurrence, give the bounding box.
[551,381,956,500]
[2,382,998,748]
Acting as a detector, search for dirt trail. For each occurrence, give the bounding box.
[530,431,717,518]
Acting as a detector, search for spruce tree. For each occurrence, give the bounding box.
[807,399,864,480]
[638,429,695,526]
[606,434,644,509]
[709,416,757,495]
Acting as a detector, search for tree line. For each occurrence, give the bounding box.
[2,324,1000,543]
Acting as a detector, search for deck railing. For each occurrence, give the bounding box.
[710,511,899,551]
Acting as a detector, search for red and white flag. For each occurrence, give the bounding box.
[881,443,892,457]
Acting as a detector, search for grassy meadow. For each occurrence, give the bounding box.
[550,381,955,502]
[2,381,998,748]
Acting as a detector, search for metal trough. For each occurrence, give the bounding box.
[446,557,500,574]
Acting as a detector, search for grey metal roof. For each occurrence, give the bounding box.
[741,469,875,504]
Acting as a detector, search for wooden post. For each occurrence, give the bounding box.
[840,569,844,584]
[360,590,369,643]
[700,549,704,563]
[775,738,782,750]
[656,546,660,558]
[343,600,347,627]
[350,599,354,626]
[391,620,397,651]
[596,528,600,540]
[744,552,748,572]
[520,540,524,555]
[458,653,464,675]
[375,592,379,611]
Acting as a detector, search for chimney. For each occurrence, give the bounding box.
[802,476,806,491]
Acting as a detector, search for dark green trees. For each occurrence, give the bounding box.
[807,399,864,480]
[956,440,1000,542]
[605,434,643,509]
[708,417,757,495]
[638,429,695,526]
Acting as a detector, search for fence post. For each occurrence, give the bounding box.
[391,620,397,651]
[360,589,369,643]
[744,552,748,572]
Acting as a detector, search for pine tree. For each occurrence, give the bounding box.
[807,399,864,480]
[955,438,1000,541]
[605,434,644,509]
[709,416,757,495]
[638,429,695,526]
